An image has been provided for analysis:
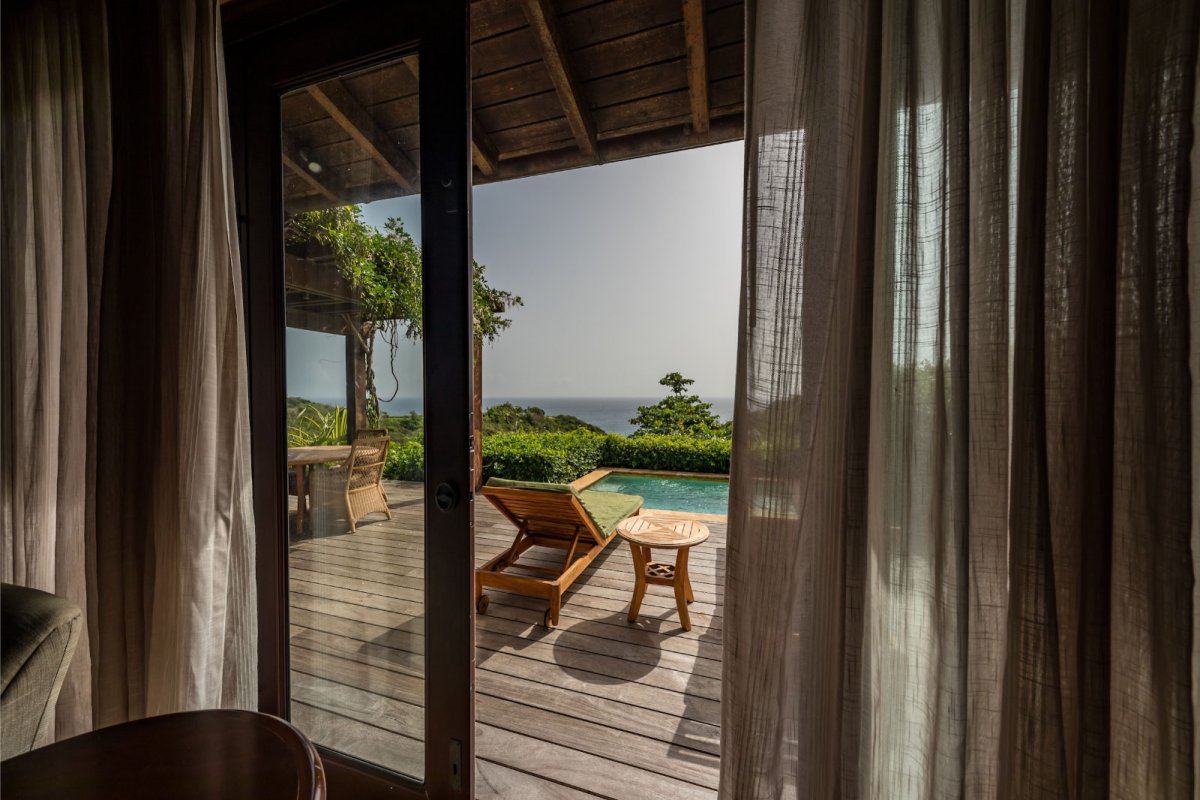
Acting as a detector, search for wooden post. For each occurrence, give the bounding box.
[473,334,484,488]
[345,325,369,439]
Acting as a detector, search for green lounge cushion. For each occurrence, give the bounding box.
[576,490,644,535]
[485,477,642,535]
[485,477,574,494]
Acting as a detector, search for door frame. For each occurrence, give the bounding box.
[224,2,475,797]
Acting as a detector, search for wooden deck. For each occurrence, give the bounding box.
[289,480,723,799]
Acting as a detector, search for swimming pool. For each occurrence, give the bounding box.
[586,472,729,516]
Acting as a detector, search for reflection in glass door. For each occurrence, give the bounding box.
[281,54,426,778]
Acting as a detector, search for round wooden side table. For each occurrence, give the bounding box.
[616,516,710,631]
[0,709,325,799]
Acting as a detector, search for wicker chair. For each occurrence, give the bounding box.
[311,429,392,533]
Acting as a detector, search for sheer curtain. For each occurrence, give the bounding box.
[1,0,256,736]
[1,0,111,740]
[725,0,1199,797]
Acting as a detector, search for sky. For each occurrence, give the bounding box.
[285,140,744,403]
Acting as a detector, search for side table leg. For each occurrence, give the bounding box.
[674,546,692,631]
[627,542,648,623]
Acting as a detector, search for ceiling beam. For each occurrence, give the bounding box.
[282,131,342,205]
[478,114,742,185]
[307,79,417,192]
[285,307,352,335]
[681,0,710,134]
[285,179,410,212]
[472,117,500,177]
[285,255,357,303]
[520,0,597,158]
[401,54,420,81]
[290,112,745,208]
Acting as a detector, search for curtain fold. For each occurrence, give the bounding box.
[727,0,1199,796]
[1,0,256,735]
[1,0,111,740]
[93,0,257,724]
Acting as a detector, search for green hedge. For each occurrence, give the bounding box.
[384,439,425,481]
[382,431,730,483]
[601,434,731,474]
[482,432,608,484]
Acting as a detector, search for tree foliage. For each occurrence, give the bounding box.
[629,372,732,439]
[483,403,603,435]
[285,206,522,419]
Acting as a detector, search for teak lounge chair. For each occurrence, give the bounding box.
[476,478,643,628]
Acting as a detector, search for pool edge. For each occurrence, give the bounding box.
[572,467,729,523]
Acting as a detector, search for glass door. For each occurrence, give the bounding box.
[281,56,428,779]
[226,3,474,797]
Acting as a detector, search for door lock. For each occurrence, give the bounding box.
[434,482,458,511]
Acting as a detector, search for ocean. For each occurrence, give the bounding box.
[378,396,735,436]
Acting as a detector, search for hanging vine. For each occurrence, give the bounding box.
[286,205,521,420]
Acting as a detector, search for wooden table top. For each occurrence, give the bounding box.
[0,710,325,800]
[287,445,352,466]
[617,516,710,549]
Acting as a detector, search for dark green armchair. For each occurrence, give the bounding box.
[1,583,83,760]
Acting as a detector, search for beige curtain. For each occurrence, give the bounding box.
[1,0,111,740]
[725,0,1199,797]
[1,0,256,735]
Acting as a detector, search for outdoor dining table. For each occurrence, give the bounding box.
[287,445,352,536]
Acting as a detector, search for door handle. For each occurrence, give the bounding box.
[434,482,458,512]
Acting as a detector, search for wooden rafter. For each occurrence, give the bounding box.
[395,53,507,179]
[681,0,710,134]
[285,255,356,302]
[285,307,352,335]
[520,0,597,158]
[401,54,419,80]
[478,114,742,185]
[282,131,342,204]
[307,79,417,192]
[288,112,745,211]
[472,117,500,177]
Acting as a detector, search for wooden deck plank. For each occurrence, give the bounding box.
[476,759,605,800]
[478,694,719,789]
[476,615,722,681]
[475,650,720,728]
[287,480,724,799]
[476,630,721,700]
[477,669,720,757]
[298,536,725,621]
[291,701,424,779]
[477,724,715,800]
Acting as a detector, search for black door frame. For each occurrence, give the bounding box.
[224,2,475,797]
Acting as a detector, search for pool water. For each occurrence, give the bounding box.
[587,473,729,516]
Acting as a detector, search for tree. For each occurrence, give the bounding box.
[630,372,732,439]
[286,206,522,419]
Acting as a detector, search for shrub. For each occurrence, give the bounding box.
[381,431,730,484]
[383,440,425,481]
[288,404,348,447]
[481,432,606,484]
[602,434,731,474]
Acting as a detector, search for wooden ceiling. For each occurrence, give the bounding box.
[281,0,745,211]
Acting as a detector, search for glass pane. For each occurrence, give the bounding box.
[281,54,424,778]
